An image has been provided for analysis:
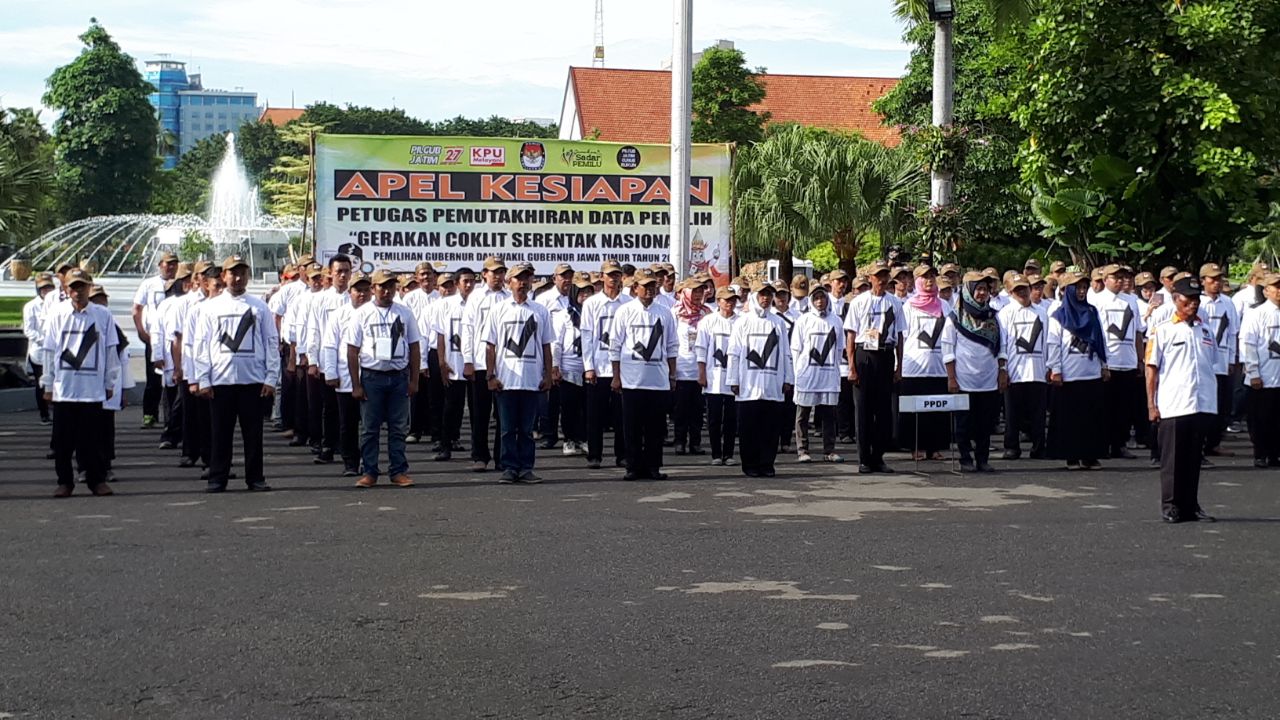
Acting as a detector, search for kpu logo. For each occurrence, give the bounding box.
[520,142,546,171]
[470,146,506,167]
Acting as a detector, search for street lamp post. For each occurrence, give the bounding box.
[670,0,694,280]
[928,0,955,210]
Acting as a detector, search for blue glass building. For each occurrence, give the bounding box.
[144,59,260,169]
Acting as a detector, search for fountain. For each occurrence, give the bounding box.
[1,133,301,280]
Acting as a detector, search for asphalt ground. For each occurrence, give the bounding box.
[2,407,1279,719]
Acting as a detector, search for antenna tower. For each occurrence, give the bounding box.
[592,0,605,67]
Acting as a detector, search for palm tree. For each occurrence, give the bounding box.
[0,136,52,246]
[733,124,823,280]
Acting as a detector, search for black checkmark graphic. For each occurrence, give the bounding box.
[450,333,462,351]
[1016,318,1043,354]
[1269,339,1280,357]
[633,319,663,361]
[747,329,778,369]
[219,310,255,352]
[1070,335,1091,355]
[115,324,129,352]
[917,316,944,350]
[1108,305,1133,339]
[1215,315,1229,346]
[881,307,896,337]
[391,318,404,356]
[810,329,837,366]
[571,335,582,356]
[505,317,538,358]
[713,347,728,368]
[61,324,98,370]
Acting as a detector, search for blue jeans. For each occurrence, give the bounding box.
[359,369,410,478]
[496,389,539,474]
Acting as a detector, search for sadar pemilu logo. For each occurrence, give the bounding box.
[560,147,603,169]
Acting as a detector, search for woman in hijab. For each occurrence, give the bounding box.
[899,266,951,460]
[673,278,711,455]
[943,271,1007,472]
[1047,271,1110,469]
[728,282,794,477]
[552,276,595,456]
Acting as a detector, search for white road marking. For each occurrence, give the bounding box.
[871,565,911,572]
[1010,592,1054,603]
[816,623,850,631]
[232,517,272,523]
[894,644,939,651]
[919,583,952,589]
[991,643,1039,651]
[673,580,858,602]
[1189,593,1225,599]
[981,615,1019,624]
[74,515,112,519]
[922,650,969,658]
[660,508,703,514]
[419,590,510,600]
[638,492,692,503]
[714,492,754,498]
[267,506,320,512]
[772,660,860,668]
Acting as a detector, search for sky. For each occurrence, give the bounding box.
[0,0,913,125]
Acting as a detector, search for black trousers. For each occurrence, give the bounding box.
[425,353,444,441]
[292,365,310,443]
[898,375,950,454]
[305,373,325,447]
[469,369,501,465]
[778,389,795,448]
[705,393,737,461]
[622,388,667,476]
[1159,413,1209,514]
[32,361,48,419]
[440,379,469,445]
[539,385,561,443]
[585,376,625,463]
[100,409,116,469]
[672,380,704,449]
[410,364,432,438]
[209,384,266,487]
[956,390,1001,465]
[1053,378,1106,462]
[320,383,339,453]
[181,385,212,465]
[854,348,895,466]
[53,401,105,487]
[142,342,161,417]
[837,377,855,440]
[160,384,183,445]
[559,380,586,444]
[1004,382,1047,456]
[336,391,361,472]
[738,399,783,475]
[1247,387,1280,462]
[1104,368,1145,454]
[278,345,294,430]
[1204,374,1232,452]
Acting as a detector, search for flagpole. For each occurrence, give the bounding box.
[670,0,693,279]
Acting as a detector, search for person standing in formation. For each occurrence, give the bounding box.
[464,257,510,472]
[581,259,631,469]
[434,269,474,462]
[790,284,844,463]
[610,268,677,481]
[698,286,740,466]
[551,274,594,456]
[485,263,555,484]
[672,277,710,455]
[91,285,134,481]
[322,271,372,477]
[729,280,794,477]
[346,270,421,488]
[898,265,950,461]
[845,261,905,474]
[43,269,121,497]
[192,255,279,493]
[1090,264,1145,460]
[998,272,1050,459]
[1196,263,1240,460]
[944,271,1008,473]
[304,254,353,465]
[268,257,310,437]
[403,262,441,447]
[536,263,574,450]
[23,273,56,424]
[1146,276,1218,523]
[152,263,193,451]
[132,251,178,428]
[1239,273,1280,468]
[1048,271,1109,470]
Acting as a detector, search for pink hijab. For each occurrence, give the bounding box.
[907,276,943,317]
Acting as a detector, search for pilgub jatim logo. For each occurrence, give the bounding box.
[561,147,603,169]
[470,146,505,167]
[617,146,641,170]
[520,142,546,171]
[409,145,443,165]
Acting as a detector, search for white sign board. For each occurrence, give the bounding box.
[898,394,970,413]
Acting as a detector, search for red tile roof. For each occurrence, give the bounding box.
[568,67,900,146]
[259,107,305,125]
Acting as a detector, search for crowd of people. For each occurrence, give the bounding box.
[24,251,1280,523]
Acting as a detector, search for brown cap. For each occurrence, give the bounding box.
[509,262,535,278]
[677,277,703,292]
[437,272,455,285]
[1008,273,1031,290]
[1134,271,1156,287]
[940,262,960,275]
[648,262,669,275]
[852,275,871,289]
[790,275,810,293]
[34,273,55,290]
[1061,271,1087,286]
[828,268,851,280]
[891,265,912,278]
[400,274,418,286]
[305,265,323,279]
[66,268,93,287]
[1090,268,1105,282]
[1098,263,1123,277]
[1050,260,1067,273]
[962,270,988,284]
[749,278,774,293]
[936,276,954,290]
[164,276,185,291]
[90,284,107,298]
[553,263,574,276]
[350,271,372,286]
[295,253,314,264]
[770,279,790,294]
[913,265,936,278]
[174,261,194,280]
[482,256,507,272]
[1026,273,1046,286]
[808,283,829,298]
[589,271,602,283]
[1159,265,1179,279]
[574,271,592,284]
[633,268,659,287]
[222,254,250,271]
[1199,262,1225,279]
[573,275,595,290]
[1024,258,1042,272]
[532,278,551,293]
[600,259,623,275]
[869,260,892,276]
[1171,271,1193,283]
[158,251,179,263]
[195,260,217,277]
[370,269,398,286]
[714,286,738,301]
[414,261,436,273]
[1262,273,1280,287]
[982,267,1000,281]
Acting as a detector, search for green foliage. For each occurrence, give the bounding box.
[149,133,228,215]
[261,122,322,219]
[0,107,57,248]
[804,242,839,273]
[235,120,292,183]
[43,20,158,218]
[1010,0,1280,268]
[179,228,213,260]
[299,103,557,138]
[691,47,769,144]
[904,124,970,174]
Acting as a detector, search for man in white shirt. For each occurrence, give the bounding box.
[580,259,633,469]
[323,271,372,477]
[844,260,905,473]
[463,256,511,472]
[697,286,740,466]
[998,274,1050,459]
[288,265,325,451]
[609,268,677,481]
[1197,263,1240,459]
[536,263,574,450]
[346,270,421,488]
[1089,264,1146,459]
[433,269,474,462]
[268,259,309,436]
[1146,276,1219,524]
[24,273,56,424]
[1239,273,1280,468]
[176,261,222,470]
[192,255,280,493]
[729,280,795,477]
[403,261,442,447]
[132,251,179,428]
[153,264,194,452]
[43,269,121,497]
[1155,266,1179,304]
[485,263,555,483]
[305,254,353,464]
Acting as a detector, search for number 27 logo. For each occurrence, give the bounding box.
[444,147,463,163]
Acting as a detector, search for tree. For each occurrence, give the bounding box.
[692,47,769,144]
[1010,0,1280,268]
[235,120,292,184]
[43,20,158,219]
[0,107,57,249]
[301,103,430,135]
[733,126,821,279]
[261,122,324,219]
[149,133,228,215]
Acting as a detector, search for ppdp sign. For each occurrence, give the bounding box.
[898,394,971,413]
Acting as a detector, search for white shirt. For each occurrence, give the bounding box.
[103,323,135,412]
[674,314,705,381]
[434,293,470,380]
[484,296,554,391]
[305,287,352,370]
[551,307,586,384]
[1047,309,1104,382]
[344,301,422,372]
[321,303,359,392]
[176,290,207,381]
[403,288,441,369]
[1090,289,1144,371]
[990,290,1011,312]
[608,299,677,390]
[132,275,168,332]
[538,288,571,316]
[696,312,737,396]
[843,292,906,351]
[1234,285,1267,322]
[942,313,1005,392]
[998,302,1049,384]
[462,286,510,372]
[286,288,319,353]
[790,310,843,400]
[728,301,794,402]
[192,292,281,390]
[1240,301,1280,389]
[580,290,633,378]
[900,305,948,378]
[41,302,121,403]
[1197,293,1239,374]
[22,295,45,364]
[1146,315,1219,419]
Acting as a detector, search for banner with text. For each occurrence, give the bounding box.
[314,134,732,284]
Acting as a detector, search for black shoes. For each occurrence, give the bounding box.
[674,444,687,455]
[651,472,669,481]
[287,438,307,447]
[178,457,197,468]
[977,462,997,473]
[1256,459,1269,469]
[959,461,976,473]
[1194,509,1217,523]
[538,439,557,450]
[205,483,226,494]
[1002,450,1021,460]
[875,463,894,474]
[1163,508,1215,523]
[341,468,360,477]
[688,446,706,455]
[159,440,176,450]
[433,451,452,462]
[313,451,334,465]
[1112,448,1136,460]
[623,472,641,481]
[246,481,272,492]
